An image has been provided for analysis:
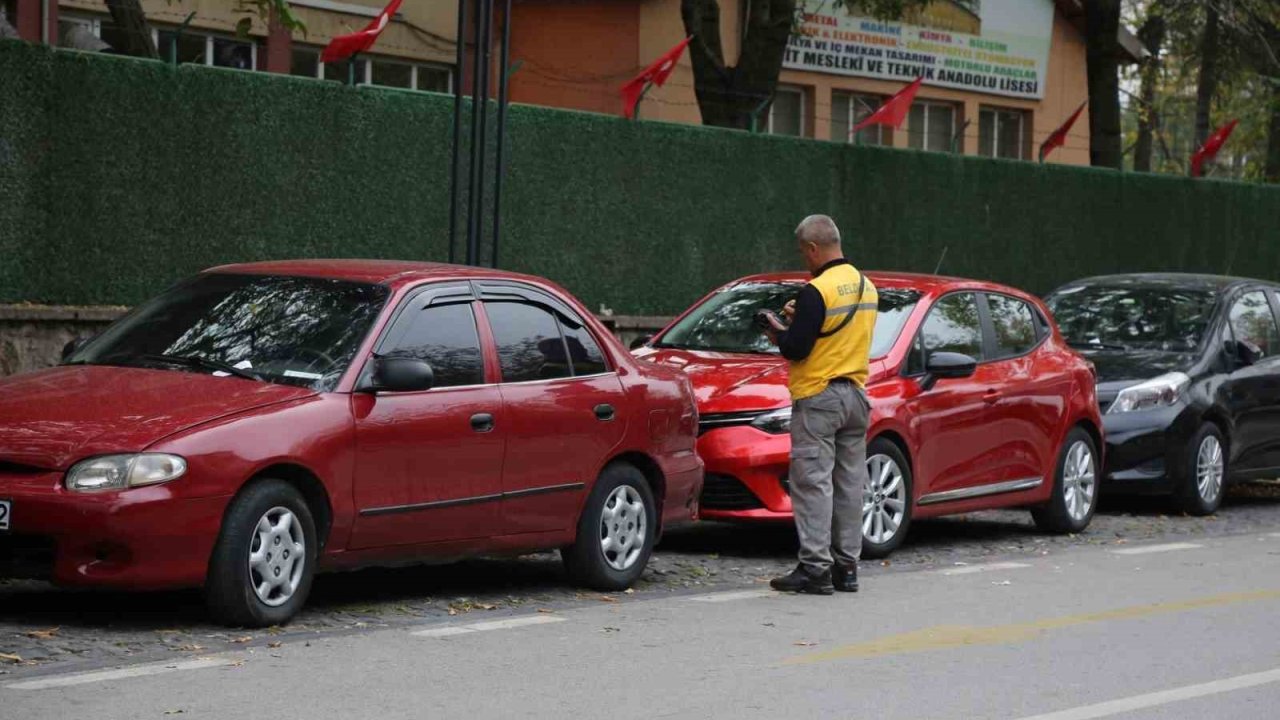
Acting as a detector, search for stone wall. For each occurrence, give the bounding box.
[0,305,671,378]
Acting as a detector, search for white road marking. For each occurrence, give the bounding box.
[1013,667,1280,720]
[411,614,565,638]
[939,562,1031,576]
[5,656,237,691]
[1111,542,1203,556]
[685,589,774,603]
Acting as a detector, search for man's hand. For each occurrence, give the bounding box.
[782,299,796,321]
[759,310,788,346]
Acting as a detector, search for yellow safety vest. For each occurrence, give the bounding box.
[788,263,878,400]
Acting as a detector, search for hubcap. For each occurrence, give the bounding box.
[1063,441,1096,522]
[863,454,906,545]
[248,506,306,608]
[1196,435,1225,504]
[600,485,647,571]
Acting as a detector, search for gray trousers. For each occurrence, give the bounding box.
[789,380,870,572]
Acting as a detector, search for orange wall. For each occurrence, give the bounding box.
[508,0,641,116]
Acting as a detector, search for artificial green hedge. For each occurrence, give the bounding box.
[3,41,1279,315]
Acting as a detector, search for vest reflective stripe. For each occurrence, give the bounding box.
[788,265,878,400]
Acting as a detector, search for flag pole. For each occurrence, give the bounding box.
[491,0,513,269]
[633,80,654,121]
[447,0,468,264]
[464,0,492,266]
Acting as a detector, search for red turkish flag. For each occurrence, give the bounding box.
[620,37,691,119]
[321,0,403,64]
[851,77,923,136]
[1191,119,1239,177]
[1039,101,1087,163]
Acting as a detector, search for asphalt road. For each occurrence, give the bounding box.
[2,483,1280,718]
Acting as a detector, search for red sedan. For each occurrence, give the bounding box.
[634,271,1102,558]
[0,260,701,626]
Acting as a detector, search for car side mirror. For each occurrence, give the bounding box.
[364,356,434,393]
[920,352,977,391]
[1230,339,1263,368]
[61,336,87,362]
[629,335,653,351]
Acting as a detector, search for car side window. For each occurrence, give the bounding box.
[486,302,573,382]
[987,294,1039,359]
[1229,291,1279,359]
[385,303,484,388]
[919,292,984,362]
[561,321,609,375]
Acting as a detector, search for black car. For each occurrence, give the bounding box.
[1045,273,1280,515]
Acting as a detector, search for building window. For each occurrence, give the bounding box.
[155,29,257,69]
[832,92,888,146]
[908,101,958,153]
[980,107,1029,160]
[292,46,452,92]
[768,86,805,137]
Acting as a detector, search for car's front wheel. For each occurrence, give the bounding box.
[205,479,317,627]
[1032,428,1099,534]
[861,438,913,559]
[1175,423,1226,516]
[563,463,656,591]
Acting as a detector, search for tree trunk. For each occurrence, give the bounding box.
[104,0,158,59]
[681,0,795,130]
[1194,4,1220,148]
[1084,0,1123,169]
[1267,80,1280,183]
[1134,4,1167,173]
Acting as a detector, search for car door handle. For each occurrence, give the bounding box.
[470,412,495,432]
[982,390,1001,404]
[594,404,616,421]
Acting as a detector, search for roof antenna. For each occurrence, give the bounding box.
[933,246,949,275]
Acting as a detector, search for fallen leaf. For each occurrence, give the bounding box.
[266,626,285,635]
[447,607,458,616]
[536,608,555,614]
[267,642,282,649]
[623,588,635,595]
[762,622,776,628]
[24,628,59,640]
[0,653,22,664]
[476,603,497,611]
[793,641,818,647]
[229,661,245,668]
[174,644,204,652]
[230,636,253,644]
[598,595,618,603]
[163,710,185,716]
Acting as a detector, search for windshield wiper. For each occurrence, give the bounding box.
[1067,341,1129,352]
[133,353,266,382]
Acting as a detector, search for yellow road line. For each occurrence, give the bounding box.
[787,589,1280,665]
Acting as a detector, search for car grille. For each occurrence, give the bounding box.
[700,473,765,511]
[0,534,56,580]
[697,411,762,436]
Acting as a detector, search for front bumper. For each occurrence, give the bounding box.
[695,425,795,522]
[1101,404,1196,495]
[0,471,230,590]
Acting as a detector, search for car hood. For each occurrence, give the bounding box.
[0,365,315,470]
[1071,348,1196,385]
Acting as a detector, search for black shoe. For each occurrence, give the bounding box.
[770,564,834,595]
[832,562,859,593]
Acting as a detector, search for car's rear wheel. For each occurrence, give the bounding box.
[1175,423,1226,516]
[1032,428,1098,534]
[563,463,656,591]
[206,479,317,628]
[861,438,913,559]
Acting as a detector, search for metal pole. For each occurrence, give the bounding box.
[447,0,468,264]
[467,0,494,267]
[348,54,358,86]
[490,0,512,269]
[464,0,486,266]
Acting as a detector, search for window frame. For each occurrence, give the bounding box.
[292,45,454,92]
[901,290,987,377]
[908,100,960,153]
[980,292,1048,361]
[475,280,616,382]
[1227,287,1280,362]
[832,91,888,146]
[767,85,807,137]
[359,281,490,392]
[979,106,1030,161]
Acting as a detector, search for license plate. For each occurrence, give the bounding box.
[0,499,9,531]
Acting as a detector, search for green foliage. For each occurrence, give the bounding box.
[2,42,1280,316]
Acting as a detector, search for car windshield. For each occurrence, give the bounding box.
[67,273,390,391]
[655,281,922,358]
[1046,284,1219,353]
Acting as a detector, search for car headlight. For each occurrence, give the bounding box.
[65,454,188,492]
[751,407,792,434]
[1108,372,1191,414]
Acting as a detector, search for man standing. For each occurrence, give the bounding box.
[762,215,878,595]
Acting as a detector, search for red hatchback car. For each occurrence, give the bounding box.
[634,271,1102,558]
[0,260,701,626]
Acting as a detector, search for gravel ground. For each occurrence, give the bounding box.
[3,482,1279,677]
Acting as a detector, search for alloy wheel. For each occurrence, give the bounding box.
[1196,435,1225,505]
[863,454,907,545]
[1063,440,1096,523]
[600,485,647,571]
[248,506,306,608]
